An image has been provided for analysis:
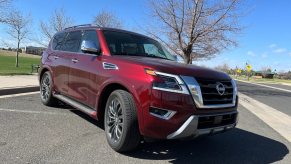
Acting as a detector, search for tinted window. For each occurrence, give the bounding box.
[82,30,100,48]
[103,31,175,60]
[52,32,67,50]
[62,31,82,52]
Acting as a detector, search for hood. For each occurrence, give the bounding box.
[113,56,231,80]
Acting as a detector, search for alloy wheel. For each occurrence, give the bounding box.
[41,74,51,102]
[106,98,123,142]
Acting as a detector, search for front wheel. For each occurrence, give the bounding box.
[104,90,140,152]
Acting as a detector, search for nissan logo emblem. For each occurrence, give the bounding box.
[216,82,225,96]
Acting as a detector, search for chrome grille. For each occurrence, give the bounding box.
[196,79,234,105]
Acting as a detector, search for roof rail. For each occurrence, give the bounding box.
[64,24,96,30]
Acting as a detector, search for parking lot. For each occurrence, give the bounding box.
[0,90,290,164]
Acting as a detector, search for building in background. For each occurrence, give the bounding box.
[25,46,45,55]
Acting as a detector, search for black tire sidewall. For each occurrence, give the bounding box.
[104,90,139,151]
[40,71,54,105]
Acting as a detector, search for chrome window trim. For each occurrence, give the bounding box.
[152,72,190,95]
[180,76,237,109]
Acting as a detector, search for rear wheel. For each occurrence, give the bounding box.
[104,90,140,152]
[40,71,58,106]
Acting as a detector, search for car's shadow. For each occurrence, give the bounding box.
[126,129,289,164]
[60,104,289,164]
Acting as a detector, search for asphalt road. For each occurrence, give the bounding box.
[237,81,291,116]
[0,92,290,163]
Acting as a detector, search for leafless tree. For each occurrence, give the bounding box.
[215,63,230,73]
[93,11,123,28]
[0,0,11,23]
[148,0,242,64]
[6,10,31,67]
[39,8,74,46]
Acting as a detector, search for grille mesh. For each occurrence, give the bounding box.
[196,79,234,105]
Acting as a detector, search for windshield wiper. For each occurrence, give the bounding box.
[140,53,171,60]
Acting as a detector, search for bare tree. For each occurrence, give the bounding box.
[6,10,31,67]
[215,63,230,73]
[0,0,11,23]
[39,8,74,46]
[93,11,123,28]
[148,0,242,64]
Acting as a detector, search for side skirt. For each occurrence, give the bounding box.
[54,94,97,118]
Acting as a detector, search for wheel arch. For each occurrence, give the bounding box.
[96,82,142,124]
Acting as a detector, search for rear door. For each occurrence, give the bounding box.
[62,30,88,103]
[50,32,71,95]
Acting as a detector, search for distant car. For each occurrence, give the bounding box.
[39,24,238,152]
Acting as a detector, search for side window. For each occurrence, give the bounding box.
[82,30,100,49]
[62,31,82,52]
[52,32,67,50]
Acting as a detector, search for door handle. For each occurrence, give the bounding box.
[71,59,79,63]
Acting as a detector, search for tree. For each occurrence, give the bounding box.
[0,0,11,23]
[6,10,31,67]
[39,8,74,46]
[215,63,230,73]
[93,11,123,28]
[148,0,242,64]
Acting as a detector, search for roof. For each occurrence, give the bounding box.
[59,24,151,40]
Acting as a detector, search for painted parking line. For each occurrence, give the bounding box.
[0,91,39,99]
[239,93,291,142]
[0,108,71,116]
[236,80,291,93]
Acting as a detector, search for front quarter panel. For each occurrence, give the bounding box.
[96,56,154,134]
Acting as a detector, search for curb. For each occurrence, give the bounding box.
[0,86,39,96]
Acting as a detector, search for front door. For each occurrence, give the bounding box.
[68,30,102,108]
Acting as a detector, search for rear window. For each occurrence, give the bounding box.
[52,32,67,50]
[62,31,82,52]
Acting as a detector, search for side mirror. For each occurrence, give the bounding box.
[81,40,101,55]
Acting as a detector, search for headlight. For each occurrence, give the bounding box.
[145,69,189,94]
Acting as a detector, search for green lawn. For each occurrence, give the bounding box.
[0,55,41,75]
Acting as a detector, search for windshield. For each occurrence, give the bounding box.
[103,30,175,61]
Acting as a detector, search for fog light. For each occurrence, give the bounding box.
[149,107,176,120]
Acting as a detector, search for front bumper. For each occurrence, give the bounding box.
[167,111,238,139]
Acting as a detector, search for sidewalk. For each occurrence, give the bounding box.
[0,75,39,96]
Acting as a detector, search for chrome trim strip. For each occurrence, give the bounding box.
[152,72,190,95]
[102,62,119,70]
[167,111,238,139]
[54,94,95,116]
[149,107,177,120]
[167,116,198,139]
[180,76,237,109]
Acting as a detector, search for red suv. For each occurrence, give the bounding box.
[39,24,238,152]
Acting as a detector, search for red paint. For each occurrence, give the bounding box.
[39,27,237,139]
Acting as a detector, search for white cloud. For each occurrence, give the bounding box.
[247,51,256,57]
[269,44,277,48]
[273,48,287,54]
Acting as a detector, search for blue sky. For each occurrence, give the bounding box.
[0,0,291,71]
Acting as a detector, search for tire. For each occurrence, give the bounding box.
[104,90,141,152]
[40,71,58,106]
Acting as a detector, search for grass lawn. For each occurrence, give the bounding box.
[0,51,41,75]
[233,75,291,85]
